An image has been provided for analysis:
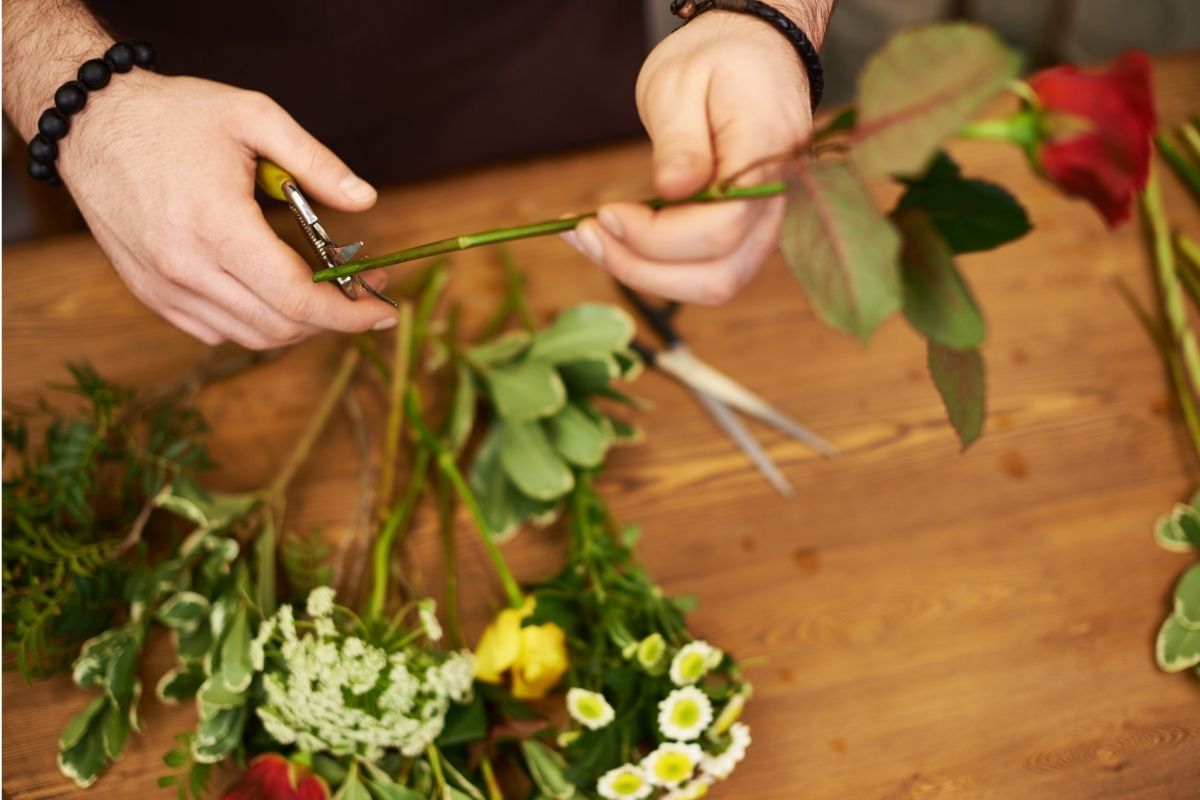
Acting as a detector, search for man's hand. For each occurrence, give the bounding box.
[3,0,394,348]
[57,72,395,348]
[565,6,829,305]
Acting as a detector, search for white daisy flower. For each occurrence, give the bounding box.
[669,641,721,686]
[597,764,652,800]
[567,687,616,730]
[418,599,443,642]
[700,722,751,780]
[709,687,751,737]
[658,686,714,741]
[641,742,703,788]
[306,586,336,618]
[663,777,714,800]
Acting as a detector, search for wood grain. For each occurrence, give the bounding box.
[5,54,1200,800]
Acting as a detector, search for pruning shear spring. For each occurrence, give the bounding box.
[255,159,396,309]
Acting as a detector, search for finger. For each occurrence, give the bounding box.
[158,305,224,346]
[155,271,306,349]
[234,91,377,212]
[641,72,716,199]
[214,203,398,333]
[567,208,781,306]
[594,199,756,263]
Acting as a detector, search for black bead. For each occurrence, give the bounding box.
[131,41,155,67]
[78,58,112,90]
[28,134,58,164]
[106,42,136,73]
[53,81,87,115]
[38,108,69,140]
[28,160,58,183]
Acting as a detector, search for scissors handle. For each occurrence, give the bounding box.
[617,283,682,348]
[255,159,294,202]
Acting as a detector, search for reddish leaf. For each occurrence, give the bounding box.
[927,341,986,450]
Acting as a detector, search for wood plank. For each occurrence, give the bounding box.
[4,53,1200,800]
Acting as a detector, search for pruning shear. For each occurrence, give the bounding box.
[255,159,396,309]
[618,284,838,497]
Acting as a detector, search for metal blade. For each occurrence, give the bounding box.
[656,347,839,458]
[690,389,794,497]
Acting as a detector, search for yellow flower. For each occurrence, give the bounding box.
[474,597,568,699]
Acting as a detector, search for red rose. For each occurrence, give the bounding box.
[221,754,329,800]
[1028,50,1156,225]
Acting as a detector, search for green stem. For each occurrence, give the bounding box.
[1143,168,1200,406]
[377,304,413,520]
[426,746,448,798]
[311,182,787,282]
[405,387,524,608]
[1181,123,1200,166]
[1155,133,1200,203]
[435,471,464,648]
[480,752,504,800]
[366,446,431,620]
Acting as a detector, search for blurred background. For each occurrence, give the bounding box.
[5,0,1199,245]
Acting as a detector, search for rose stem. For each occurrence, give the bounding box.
[1155,134,1200,203]
[311,182,787,282]
[1143,167,1200,431]
[405,385,524,609]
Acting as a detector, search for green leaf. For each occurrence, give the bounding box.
[557,357,620,398]
[468,330,532,366]
[1174,565,1200,628]
[57,712,110,788]
[156,591,211,632]
[521,740,576,800]
[174,623,213,664]
[852,22,1022,178]
[1156,505,1200,553]
[334,764,374,800]
[500,420,575,501]
[101,701,131,759]
[1156,614,1200,672]
[448,362,477,454]
[196,677,244,719]
[104,630,142,707]
[897,152,1031,253]
[780,162,903,341]
[437,693,488,747]
[156,665,206,704]
[896,209,985,349]
[482,358,566,422]
[364,771,425,800]
[927,341,986,450]
[59,695,108,751]
[155,482,258,537]
[191,705,247,764]
[470,424,560,539]
[216,603,253,693]
[544,403,611,468]
[528,304,636,363]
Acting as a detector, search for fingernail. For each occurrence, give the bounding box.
[339,172,376,204]
[561,231,582,252]
[575,225,604,263]
[372,315,398,331]
[597,208,624,240]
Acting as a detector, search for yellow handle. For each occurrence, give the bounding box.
[255,159,294,202]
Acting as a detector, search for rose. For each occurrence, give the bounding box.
[220,754,329,800]
[1028,50,1156,225]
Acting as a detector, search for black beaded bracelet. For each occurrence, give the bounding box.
[26,41,155,185]
[670,0,824,111]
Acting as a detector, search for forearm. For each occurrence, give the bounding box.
[2,0,112,138]
[772,0,835,48]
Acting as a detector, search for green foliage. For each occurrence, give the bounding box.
[927,341,986,450]
[1155,491,1200,677]
[466,303,641,539]
[280,528,335,602]
[157,733,213,800]
[3,364,211,678]
[896,209,986,350]
[897,152,1032,253]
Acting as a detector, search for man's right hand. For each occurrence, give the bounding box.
[51,71,396,348]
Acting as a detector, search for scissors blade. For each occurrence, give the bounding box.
[656,347,839,458]
[689,388,794,497]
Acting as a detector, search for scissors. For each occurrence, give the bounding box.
[255,159,397,309]
[618,284,837,497]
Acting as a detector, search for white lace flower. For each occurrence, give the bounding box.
[658,686,713,741]
[700,722,751,780]
[567,687,615,730]
[641,742,703,788]
[306,586,336,618]
[663,778,714,800]
[597,764,652,800]
[418,599,443,642]
[669,641,721,686]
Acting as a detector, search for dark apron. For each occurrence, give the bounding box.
[84,1,647,185]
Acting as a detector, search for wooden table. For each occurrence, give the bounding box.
[5,54,1200,800]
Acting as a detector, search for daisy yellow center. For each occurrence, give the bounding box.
[577,695,606,721]
[638,635,664,666]
[653,752,695,784]
[611,770,646,795]
[678,652,707,682]
[671,698,702,728]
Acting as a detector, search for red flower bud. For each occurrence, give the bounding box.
[220,754,330,800]
[1027,50,1156,226]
